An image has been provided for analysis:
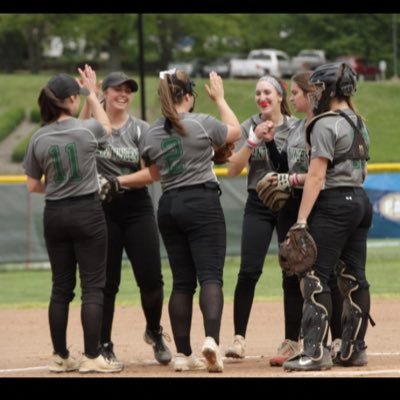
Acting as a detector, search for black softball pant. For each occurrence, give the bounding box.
[278,189,342,341]
[158,183,225,350]
[306,187,372,344]
[232,190,278,337]
[158,183,226,291]
[44,192,107,357]
[309,187,372,289]
[101,188,164,341]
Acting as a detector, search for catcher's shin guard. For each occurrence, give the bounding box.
[299,272,329,360]
[335,260,362,361]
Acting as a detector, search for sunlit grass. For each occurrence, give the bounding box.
[0,74,399,163]
[1,243,398,309]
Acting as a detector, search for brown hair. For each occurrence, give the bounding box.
[158,69,194,135]
[292,71,315,95]
[38,87,73,126]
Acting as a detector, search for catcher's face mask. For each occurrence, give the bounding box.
[307,82,324,110]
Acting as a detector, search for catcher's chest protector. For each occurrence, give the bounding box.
[305,110,369,168]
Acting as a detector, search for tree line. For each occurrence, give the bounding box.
[0,14,397,76]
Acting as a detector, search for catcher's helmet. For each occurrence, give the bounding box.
[309,62,357,115]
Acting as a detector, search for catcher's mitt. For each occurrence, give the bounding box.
[212,142,234,165]
[279,223,317,276]
[98,174,122,203]
[256,172,291,212]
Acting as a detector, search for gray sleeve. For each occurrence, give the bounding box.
[199,113,228,147]
[83,118,108,149]
[139,126,155,167]
[137,120,150,153]
[23,133,42,179]
[310,119,336,162]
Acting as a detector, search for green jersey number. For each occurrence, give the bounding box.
[49,143,82,183]
[161,137,185,175]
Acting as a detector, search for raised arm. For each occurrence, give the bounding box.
[78,65,111,135]
[205,72,241,143]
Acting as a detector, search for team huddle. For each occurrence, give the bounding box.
[23,61,373,373]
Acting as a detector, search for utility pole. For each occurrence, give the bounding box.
[138,14,147,121]
[393,14,398,79]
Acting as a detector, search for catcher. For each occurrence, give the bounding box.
[283,63,373,372]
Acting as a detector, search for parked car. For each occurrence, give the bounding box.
[335,55,380,81]
[203,54,245,78]
[230,49,292,79]
[167,58,207,78]
[291,49,327,74]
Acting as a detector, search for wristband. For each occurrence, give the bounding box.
[246,139,258,149]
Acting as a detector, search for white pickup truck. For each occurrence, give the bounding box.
[230,49,292,79]
[291,50,327,74]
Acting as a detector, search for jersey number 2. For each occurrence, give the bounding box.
[49,143,82,183]
[161,137,185,175]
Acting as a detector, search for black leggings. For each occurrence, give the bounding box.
[233,190,278,337]
[158,183,225,354]
[101,188,164,343]
[44,193,107,357]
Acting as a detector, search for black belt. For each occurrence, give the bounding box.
[166,182,220,194]
[119,187,148,195]
[46,192,98,203]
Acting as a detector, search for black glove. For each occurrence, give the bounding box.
[98,174,122,203]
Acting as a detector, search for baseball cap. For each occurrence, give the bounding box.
[47,73,90,99]
[102,71,138,92]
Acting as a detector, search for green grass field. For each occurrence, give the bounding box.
[0,243,398,309]
[1,73,399,162]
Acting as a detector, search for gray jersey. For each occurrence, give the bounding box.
[140,112,228,192]
[23,118,108,200]
[282,118,309,174]
[310,109,370,189]
[96,115,149,185]
[236,114,298,189]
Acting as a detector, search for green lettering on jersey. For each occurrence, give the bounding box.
[49,145,64,183]
[66,143,82,181]
[161,137,185,175]
[49,143,82,183]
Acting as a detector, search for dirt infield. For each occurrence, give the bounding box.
[1,299,399,377]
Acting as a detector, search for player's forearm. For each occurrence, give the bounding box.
[79,100,92,119]
[297,174,324,223]
[26,176,45,194]
[215,99,241,142]
[117,168,156,188]
[86,94,112,135]
[227,145,252,177]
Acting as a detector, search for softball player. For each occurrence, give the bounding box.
[23,70,122,373]
[283,62,373,371]
[257,71,344,366]
[80,70,171,366]
[225,75,297,360]
[139,70,241,372]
